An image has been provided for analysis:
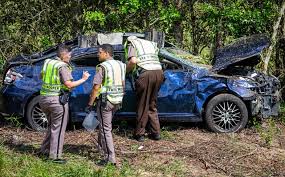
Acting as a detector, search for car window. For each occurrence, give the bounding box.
[71,53,99,67]
[71,51,124,67]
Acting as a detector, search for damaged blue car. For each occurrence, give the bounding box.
[0,33,280,133]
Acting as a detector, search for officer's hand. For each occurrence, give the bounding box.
[82,71,90,81]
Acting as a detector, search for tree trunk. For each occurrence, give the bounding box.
[276,16,285,100]
[173,0,183,46]
[275,17,285,76]
[263,0,285,73]
[190,0,198,54]
[212,0,223,64]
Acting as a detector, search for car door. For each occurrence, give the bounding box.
[117,56,197,121]
[113,53,137,118]
[157,58,197,121]
[69,50,128,121]
[69,51,99,122]
[116,73,137,118]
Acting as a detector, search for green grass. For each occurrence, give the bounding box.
[280,102,285,124]
[160,127,175,141]
[0,144,137,177]
[3,115,23,128]
[158,159,188,176]
[0,56,6,75]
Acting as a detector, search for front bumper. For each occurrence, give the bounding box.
[250,94,280,118]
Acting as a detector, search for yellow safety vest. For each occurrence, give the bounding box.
[98,59,126,104]
[125,36,162,71]
[40,58,71,96]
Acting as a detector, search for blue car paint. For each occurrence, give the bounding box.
[0,47,260,123]
[1,64,43,115]
[195,77,228,114]
[1,64,98,118]
[227,78,257,100]
[69,67,96,120]
[159,71,196,113]
[212,34,270,71]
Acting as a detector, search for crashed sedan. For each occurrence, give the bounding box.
[0,33,280,133]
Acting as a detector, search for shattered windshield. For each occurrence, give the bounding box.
[162,47,211,69]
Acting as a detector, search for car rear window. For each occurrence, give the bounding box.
[71,54,100,67]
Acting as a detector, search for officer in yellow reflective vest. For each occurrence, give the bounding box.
[125,36,164,142]
[39,44,90,164]
[87,44,126,166]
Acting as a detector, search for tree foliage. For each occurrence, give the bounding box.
[0,0,282,66]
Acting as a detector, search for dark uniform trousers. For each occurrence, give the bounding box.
[134,70,164,136]
[96,100,119,163]
[39,96,69,159]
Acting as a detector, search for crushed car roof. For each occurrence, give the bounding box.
[212,34,270,72]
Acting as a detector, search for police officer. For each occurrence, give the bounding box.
[39,44,90,163]
[87,44,126,166]
[125,36,164,142]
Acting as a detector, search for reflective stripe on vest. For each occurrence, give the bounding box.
[40,58,70,96]
[99,59,126,104]
[127,37,162,71]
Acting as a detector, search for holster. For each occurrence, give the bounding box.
[131,67,146,91]
[134,67,146,80]
[59,90,70,105]
[99,92,108,108]
[99,92,122,110]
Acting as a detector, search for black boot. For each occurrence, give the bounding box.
[133,135,144,142]
[149,133,161,141]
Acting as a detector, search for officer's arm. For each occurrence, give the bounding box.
[88,84,100,106]
[126,57,137,73]
[122,80,125,91]
[64,71,90,89]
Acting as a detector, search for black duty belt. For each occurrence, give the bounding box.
[137,67,146,75]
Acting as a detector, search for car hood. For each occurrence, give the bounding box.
[212,34,270,72]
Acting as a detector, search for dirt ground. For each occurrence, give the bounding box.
[1,120,285,177]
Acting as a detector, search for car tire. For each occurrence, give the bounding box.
[26,95,48,132]
[205,93,248,133]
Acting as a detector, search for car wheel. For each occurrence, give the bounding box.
[205,93,248,133]
[26,95,48,131]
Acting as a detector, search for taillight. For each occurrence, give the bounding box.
[4,69,23,85]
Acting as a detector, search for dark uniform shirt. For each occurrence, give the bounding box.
[59,66,73,83]
[93,57,115,86]
[93,67,103,85]
[127,44,136,59]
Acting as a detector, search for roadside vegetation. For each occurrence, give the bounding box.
[1,104,285,177]
[1,1,285,96]
[1,1,285,176]
[0,144,137,177]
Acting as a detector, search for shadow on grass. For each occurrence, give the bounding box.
[63,144,101,162]
[2,139,101,162]
[111,119,207,139]
[2,140,38,155]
